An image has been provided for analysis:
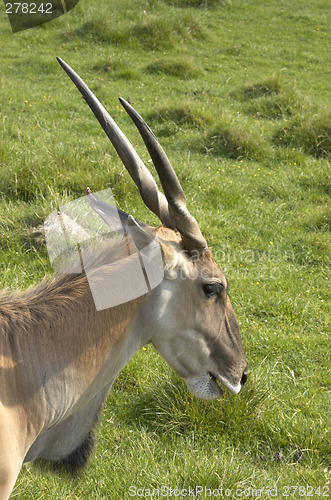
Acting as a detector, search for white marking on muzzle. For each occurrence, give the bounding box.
[184,374,222,401]
[221,380,242,394]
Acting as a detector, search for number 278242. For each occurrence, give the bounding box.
[5,3,54,14]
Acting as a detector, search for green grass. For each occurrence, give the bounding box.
[145,57,201,79]
[273,114,331,158]
[0,0,330,497]
[232,77,306,120]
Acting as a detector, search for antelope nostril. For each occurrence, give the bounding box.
[241,370,248,386]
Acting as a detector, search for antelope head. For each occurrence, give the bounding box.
[57,57,247,400]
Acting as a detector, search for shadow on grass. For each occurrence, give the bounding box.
[112,363,272,444]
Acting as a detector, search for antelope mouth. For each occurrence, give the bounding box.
[208,372,241,395]
[208,372,223,396]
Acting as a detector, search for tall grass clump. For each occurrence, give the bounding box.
[76,17,126,44]
[243,91,304,120]
[233,77,305,120]
[203,118,269,161]
[120,362,273,445]
[233,77,284,102]
[92,58,140,80]
[145,57,200,79]
[149,102,214,129]
[273,113,331,158]
[131,12,206,50]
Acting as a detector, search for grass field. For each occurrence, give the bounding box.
[0,0,330,498]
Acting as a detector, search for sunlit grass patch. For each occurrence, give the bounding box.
[145,56,200,79]
[243,91,304,120]
[233,77,307,120]
[203,118,269,161]
[232,76,284,102]
[271,146,307,165]
[92,58,140,81]
[148,102,214,129]
[273,113,331,158]
[298,161,331,196]
[299,205,331,232]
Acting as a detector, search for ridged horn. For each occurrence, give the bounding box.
[57,57,174,229]
[119,97,208,252]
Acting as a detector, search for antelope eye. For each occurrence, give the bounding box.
[202,282,224,298]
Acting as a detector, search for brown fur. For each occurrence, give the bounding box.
[0,233,141,339]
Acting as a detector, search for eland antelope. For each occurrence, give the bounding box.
[0,58,247,499]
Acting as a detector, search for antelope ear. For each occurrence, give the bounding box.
[127,215,156,251]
